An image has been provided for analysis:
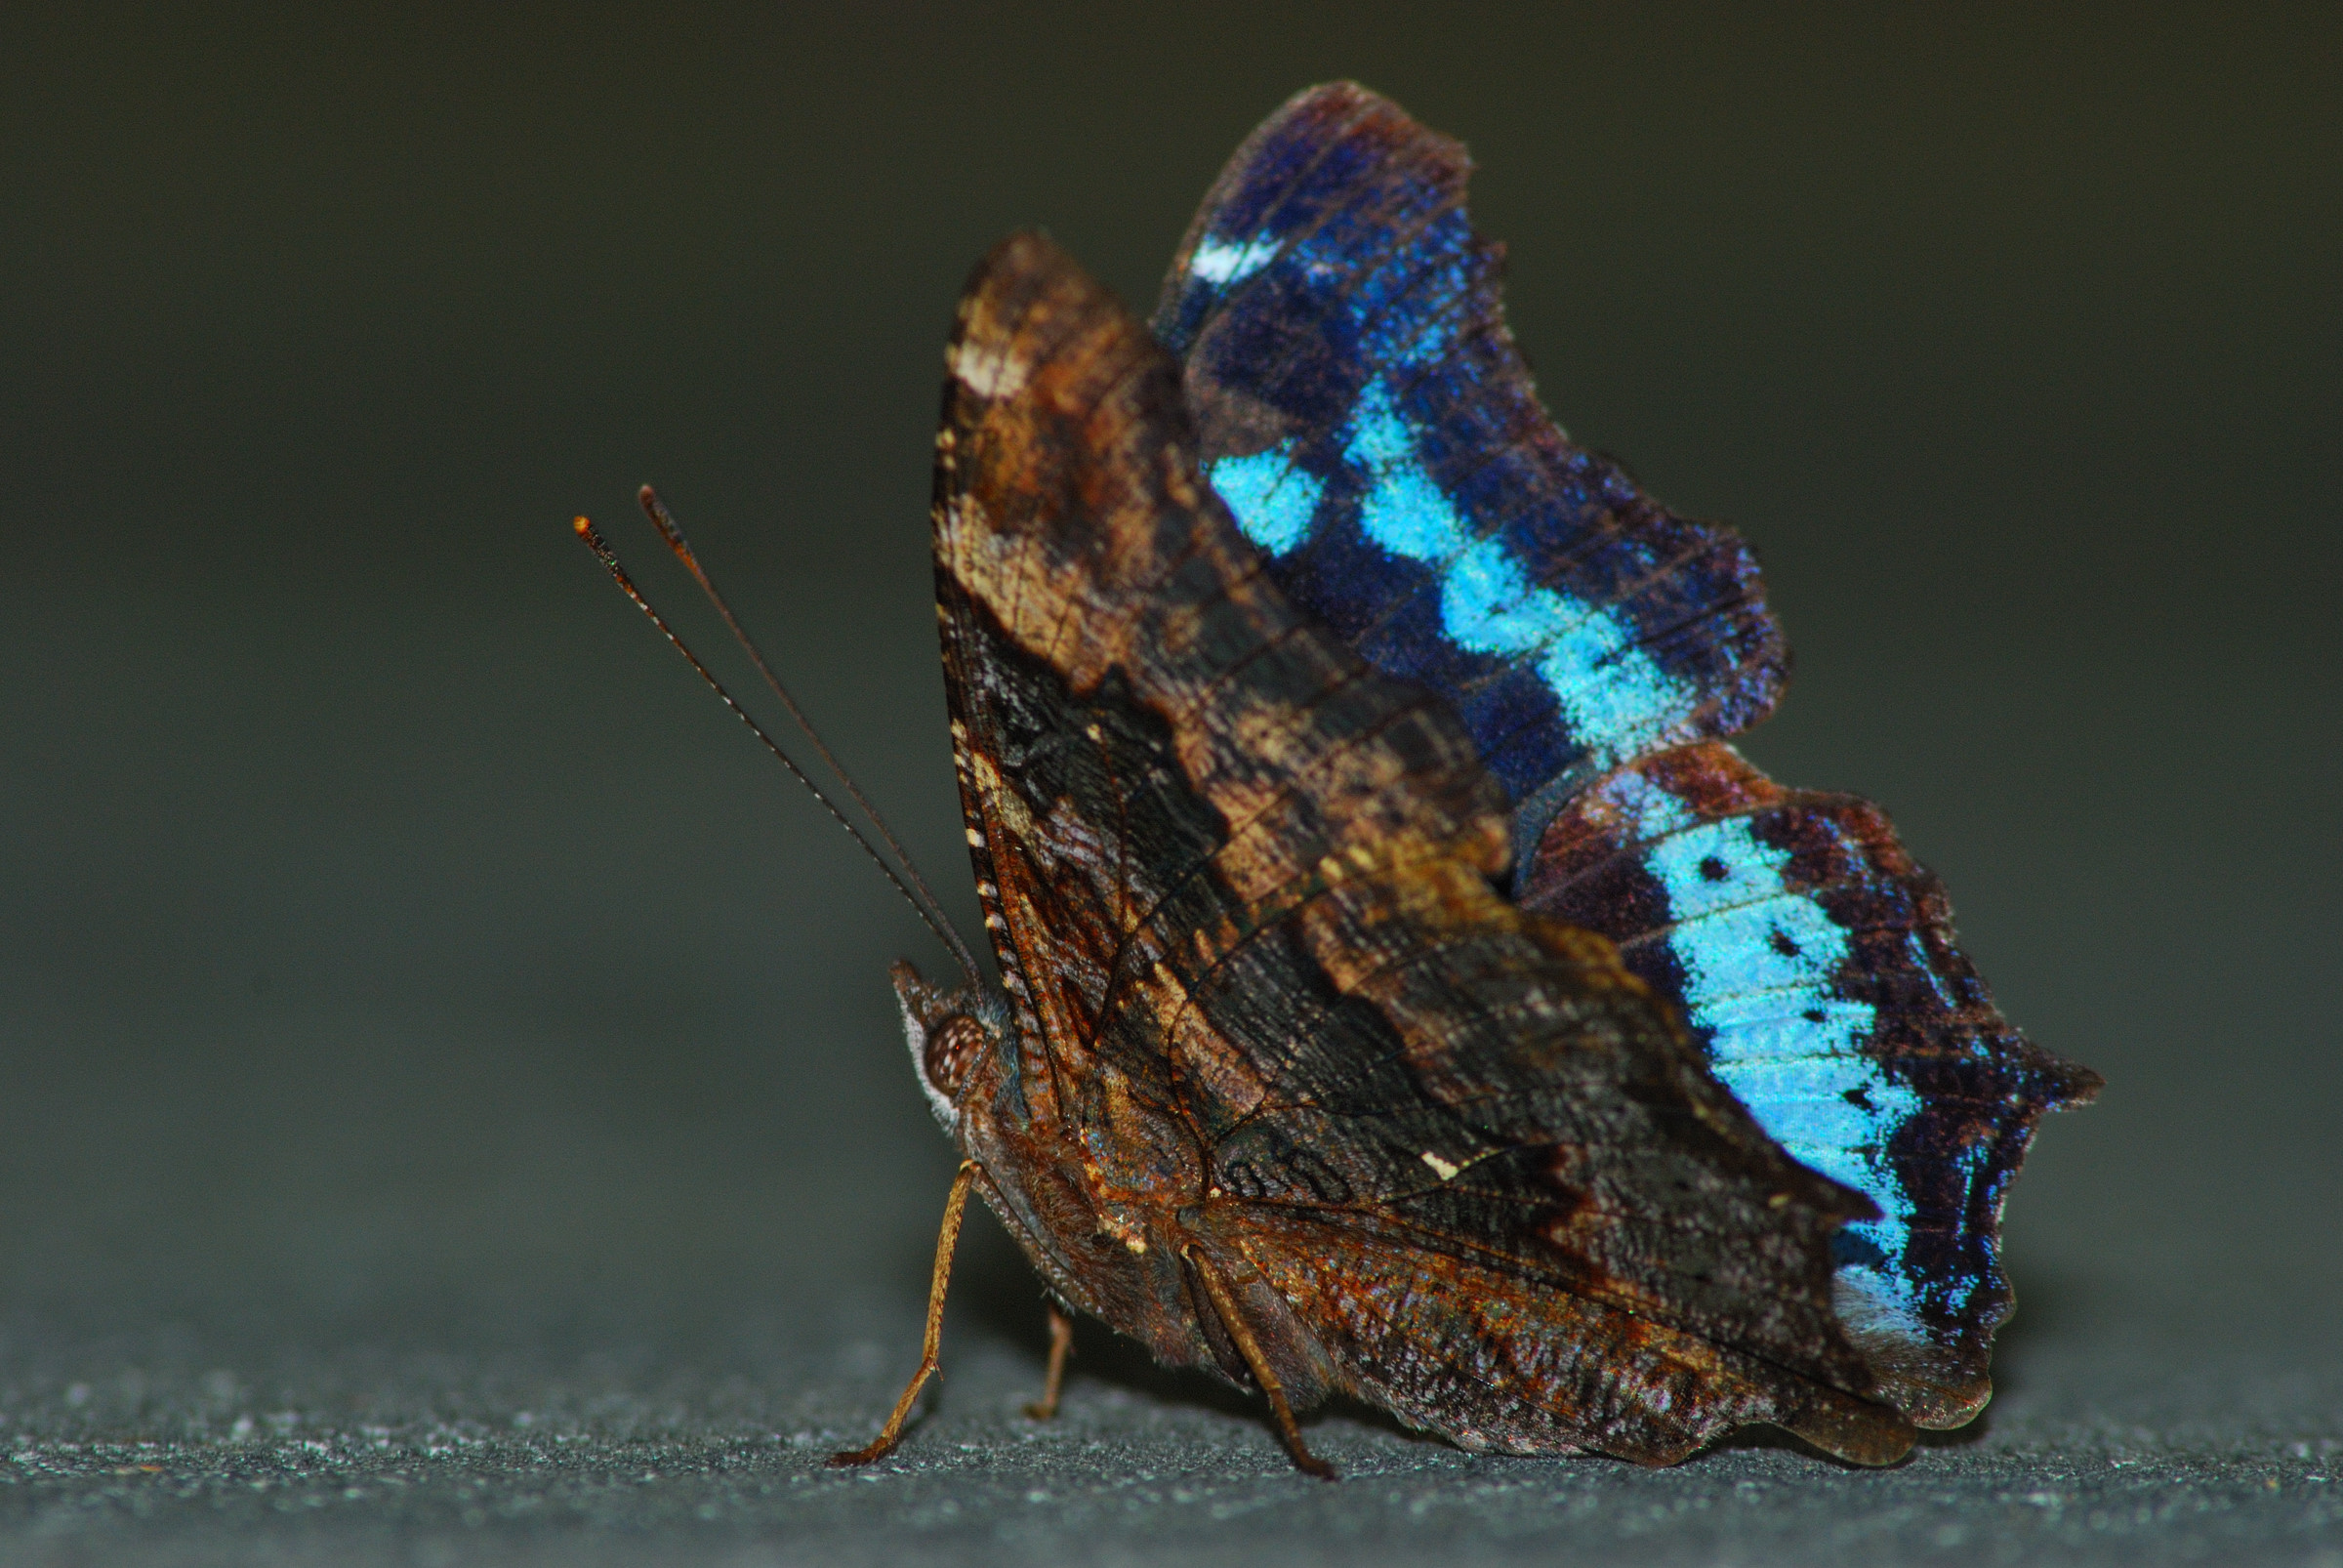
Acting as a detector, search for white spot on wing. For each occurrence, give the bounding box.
[1420,1151,1461,1181]
[946,339,1029,399]
[1188,234,1279,286]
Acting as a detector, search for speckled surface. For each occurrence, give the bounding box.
[4,1259,2337,1567]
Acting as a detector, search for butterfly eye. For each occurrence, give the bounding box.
[922,1014,990,1097]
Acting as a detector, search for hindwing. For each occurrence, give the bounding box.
[932,232,1916,1464]
[1519,742,2103,1425]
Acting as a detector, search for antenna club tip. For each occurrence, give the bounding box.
[573,516,620,567]
[638,485,694,560]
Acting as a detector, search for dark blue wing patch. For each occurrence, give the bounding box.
[1518,741,2101,1426]
[1153,84,1786,821]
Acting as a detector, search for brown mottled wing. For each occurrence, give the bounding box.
[931,233,1915,1465]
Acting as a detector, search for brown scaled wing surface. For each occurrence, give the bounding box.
[930,232,1917,1465]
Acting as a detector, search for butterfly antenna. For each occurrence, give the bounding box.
[573,516,987,990]
[636,485,976,976]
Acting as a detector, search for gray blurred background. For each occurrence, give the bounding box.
[3,0,2335,1454]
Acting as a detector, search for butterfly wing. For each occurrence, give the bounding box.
[933,232,1915,1465]
[1519,742,2102,1425]
[1152,82,1786,845]
[1157,83,2100,1428]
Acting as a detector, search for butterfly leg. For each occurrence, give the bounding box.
[1181,1245,1336,1480]
[829,1161,977,1466]
[1024,1302,1076,1421]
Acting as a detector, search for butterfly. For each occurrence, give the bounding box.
[610,82,2100,1477]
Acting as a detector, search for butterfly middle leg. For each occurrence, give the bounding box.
[1024,1301,1076,1421]
[830,1160,977,1466]
[1181,1244,1336,1480]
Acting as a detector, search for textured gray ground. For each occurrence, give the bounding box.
[5,1255,2337,1567]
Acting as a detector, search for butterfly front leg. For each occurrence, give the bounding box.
[829,1161,978,1466]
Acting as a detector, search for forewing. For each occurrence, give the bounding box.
[1153,82,1785,837]
[1519,741,2104,1426]
[934,234,1914,1464]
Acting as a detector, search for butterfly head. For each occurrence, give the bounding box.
[889,958,1007,1132]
